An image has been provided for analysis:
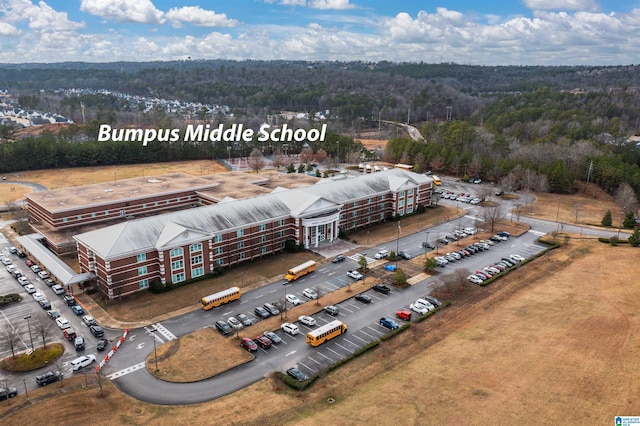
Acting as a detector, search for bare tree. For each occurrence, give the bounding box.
[299,146,314,164]
[247,148,266,174]
[32,313,53,349]
[430,155,445,171]
[615,183,638,213]
[500,173,518,193]
[519,191,535,215]
[475,186,494,203]
[271,149,287,169]
[414,152,427,173]
[467,154,482,178]
[442,268,470,294]
[314,148,328,165]
[481,205,506,232]
[314,285,323,306]
[0,325,21,359]
[522,169,538,191]
[96,372,106,396]
[534,173,549,193]
[345,149,361,164]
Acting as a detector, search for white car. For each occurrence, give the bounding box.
[82,315,97,326]
[17,276,30,286]
[69,354,96,371]
[32,292,46,302]
[415,299,435,311]
[298,315,316,327]
[285,294,303,306]
[24,284,37,294]
[463,227,478,235]
[56,317,71,330]
[51,285,65,295]
[409,303,429,315]
[302,288,318,299]
[374,249,389,259]
[30,265,41,273]
[280,322,299,335]
[467,274,484,284]
[347,270,363,280]
[1,257,12,266]
[37,270,50,279]
[510,254,525,262]
[227,317,243,330]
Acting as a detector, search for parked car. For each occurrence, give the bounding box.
[32,292,45,302]
[323,305,339,316]
[63,328,77,340]
[374,249,390,259]
[71,305,85,315]
[409,302,429,315]
[415,299,436,311]
[227,316,243,330]
[302,288,318,299]
[254,335,272,349]
[63,295,76,306]
[215,320,233,335]
[37,270,50,279]
[287,367,308,382]
[468,274,484,284]
[263,331,282,345]
[51,284,65,295]
[422,241,436,249]
[379,317,400,330]
[298,315,316,327]
[43,278,56,287]
[254,306,270,319]
[347,270,363,280]
[497,231,511,238]
[47,309,60,320]
[510,253,525,262]
[331,254,346,263]
[74,336,85,351]
[96,338,108,351]
[30,264,41,273]
[285,294,303,306]
[89,325,104,337]
[69,354,96,371]
[395,309,412,321]
[240,337,258,352]
[263,303,280,316]
[56,317,70,330]
[424,296,442,307]
[82,315,97,326]
[281,322,300,335]
[372,284,391,295]
[237,313,252,327]
[24,284,36,294]
[355,294,372,304]
[0,386,18,400]
[38,299,51,310]
[398,251,411,260]
[36,371,62,386]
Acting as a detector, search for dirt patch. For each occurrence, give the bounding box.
[146,327,254,382]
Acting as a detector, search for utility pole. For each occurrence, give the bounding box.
[24,315,34,352]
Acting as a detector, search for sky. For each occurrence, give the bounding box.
[0,0,638,65]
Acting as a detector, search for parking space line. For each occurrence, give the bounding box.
[298,362,316,374]
[333,343,353,354]
[307,356,322,366]
[342,337,362,347]
[317,351,335,363]
[327,347,344,358]
[339,305,354,314]
[349,333,368,344]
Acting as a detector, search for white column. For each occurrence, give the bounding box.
[314,225,319,247]
[303,226,309,249]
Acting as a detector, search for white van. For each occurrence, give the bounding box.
[69,355,95,371]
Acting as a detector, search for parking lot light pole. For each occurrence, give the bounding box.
[423,231,430,260]
[23,379,28,399]
[24,315,34,352]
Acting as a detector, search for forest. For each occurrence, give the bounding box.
[1,60,640,202]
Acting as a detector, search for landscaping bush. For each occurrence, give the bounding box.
[0,293,21,307]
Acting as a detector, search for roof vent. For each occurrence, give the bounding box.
[148,179,162,183]
[104,189,113,192]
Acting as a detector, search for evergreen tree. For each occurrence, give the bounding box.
[601,210,612,227]
[623,211,636,229]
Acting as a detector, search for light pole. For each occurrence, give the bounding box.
[148,300,152,320]
[423,231,430,260]
[151,328,159,372]
[23,379,28,399]
[336,140,340,163]
[24,315,34,352]
[618,211,624,239]
[395,221,400,267]
[283,283,288,319]
[555,197,561,234]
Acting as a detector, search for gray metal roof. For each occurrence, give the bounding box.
[16,233,95,286]
[74,169,432,260]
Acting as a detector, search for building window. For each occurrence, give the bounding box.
[170,248,183,257]
[171,260,184,270]
[215,235,223,243]
[259,235,266,243]
[177,197,181,202]
[137,253,146,262]
[259,224,266,231]
[398,200,404,207]
[138,266,148,275]
[408,189,414,195]
[353,201,357,207]
[260,247,267,254]
[352,211,357,217]
[237,241,244,249]
[380,213,385,219]
[278,219,285,227]
[172,272,185,284]
[191,255,203,265]
[139,279,149,289]
[62,218,68,223]
[77,215,82,220]
[239,252,245,260]
[237,229,244,237]
[190,243,202,253]
[368,198,373,204]
[166,200,170,204]
[399,209,404,216]
[408,197,414,205]
[368,207,372,213]
[278,230,285,238]
[192,267,204,278]
[216,247,223,255]
[216,259,224,266]
[154,202,158,206]
[142,204,147,208]
[91,213,96,218]
[407,206,414,214]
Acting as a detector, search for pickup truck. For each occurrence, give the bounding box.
[347,270,363,280]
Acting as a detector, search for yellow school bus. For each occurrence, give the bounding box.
[284,260,317,283]
[306,320,348,347]
[200,286,241,310]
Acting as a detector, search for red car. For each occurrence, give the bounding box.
[395,309,412,321]
[240,337,258,352]
[254,335,272,349]
[25,259,33,267]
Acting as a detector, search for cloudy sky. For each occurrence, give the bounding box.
[0,0,638,65]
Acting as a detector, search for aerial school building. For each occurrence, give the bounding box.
[72,169,433,300]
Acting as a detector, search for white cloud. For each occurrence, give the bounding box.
[522,0,599,12]
[0,22,20,36]
[264,0,353,9]
[165,6,239,28]
[80,0,165,24]
[0,0,84,32]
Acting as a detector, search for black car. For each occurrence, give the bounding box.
[63,295,76,306]
[215,320,233,335]
[286,367,308,382]
[254,306,270,319]
[36,371,62,386]
[74,336,85,351]
[398,251,411,260]
[423,296,442,307]
[263,303,280,316]
[16,249,26,258]
[0,386,18,400]
[372,284,391,295]
[90,325,104,337]
[331,254,346,263]
[355,294,372,304]
[422,241,435,249]
[96,338,108,351]
[38,299,51,310]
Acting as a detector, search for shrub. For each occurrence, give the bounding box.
[601,210,612,227]
[0,293,21,306]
